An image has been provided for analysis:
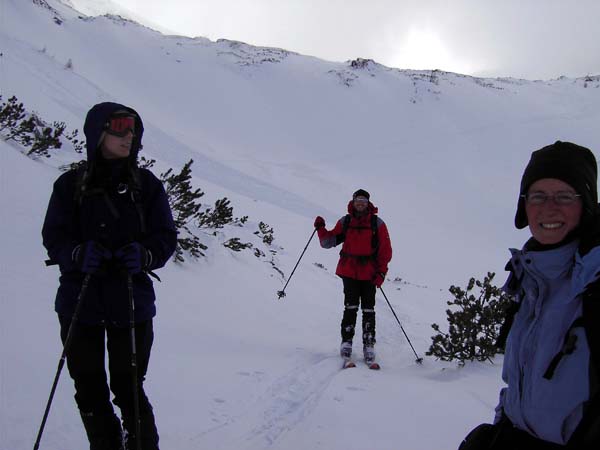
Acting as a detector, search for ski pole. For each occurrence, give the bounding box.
[378,286,423,364]
[126,274,142,450]
[277,228,317,299]
[33,273,92,450]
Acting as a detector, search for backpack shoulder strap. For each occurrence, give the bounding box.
[73,161,89,205]
[567,278,600,446]
[542,277,600,382]
[495,261,524,350]
[582,279,600,378]
[73,161,121,220]
[128,165,146,234]
[342,214,351,234]
[371,214,379,251]
[335,214,352,246]
[495,301,521,350]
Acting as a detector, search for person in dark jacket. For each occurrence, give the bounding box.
[458,141,600,450]
[314,189,392,363]
[42,102,177,450]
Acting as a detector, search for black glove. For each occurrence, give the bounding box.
[114,242,151,274]
[73,241,112,274]
[314,216,325,229]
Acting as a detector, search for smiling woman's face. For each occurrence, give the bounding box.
[525,178,582,244]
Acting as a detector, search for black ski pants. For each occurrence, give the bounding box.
[59,316,159,450]
[341,277,376,345]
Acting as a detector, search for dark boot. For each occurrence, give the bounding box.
[362,311,376,347]
[340,340,353,358]
[341,306,358,343]
[123,411,160,450]
[80,411,124,450]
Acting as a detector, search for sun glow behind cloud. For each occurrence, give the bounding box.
[389,28,479,75]
[67,0,600,79]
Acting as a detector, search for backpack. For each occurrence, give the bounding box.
[335,214,379,253]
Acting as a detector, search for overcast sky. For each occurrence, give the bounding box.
[69,0,600,80]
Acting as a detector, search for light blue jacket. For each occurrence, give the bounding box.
[497,239,599,445]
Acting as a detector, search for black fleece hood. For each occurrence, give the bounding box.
[83,102,144,162]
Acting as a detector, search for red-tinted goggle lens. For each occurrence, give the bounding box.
[105,116,136,136]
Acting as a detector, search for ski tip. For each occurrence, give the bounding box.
[368,362,381,370]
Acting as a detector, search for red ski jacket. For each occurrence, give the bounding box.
[317,201,392,281]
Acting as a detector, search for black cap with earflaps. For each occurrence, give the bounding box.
[515,141,598,229]
[353,189,370,200]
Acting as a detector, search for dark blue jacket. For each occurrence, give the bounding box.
[42,102,177,326]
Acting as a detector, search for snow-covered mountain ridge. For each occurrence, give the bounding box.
[6,1,599,286]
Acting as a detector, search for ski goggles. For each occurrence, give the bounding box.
[353,196,369,204]
[104,114,136,137]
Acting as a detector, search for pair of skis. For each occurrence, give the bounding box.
[342,357,380,370]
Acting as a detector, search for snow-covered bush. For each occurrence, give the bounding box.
[0,95,83,158]
[427,272,512,366]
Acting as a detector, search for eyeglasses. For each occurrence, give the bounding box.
[353,196,369,204]
[521,191,582,206]
[104,115,136,137]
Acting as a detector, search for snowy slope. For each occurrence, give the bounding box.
[1,139,503,450]
[1,1,599,449]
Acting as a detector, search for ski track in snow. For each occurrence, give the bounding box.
[195,352,341,448]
